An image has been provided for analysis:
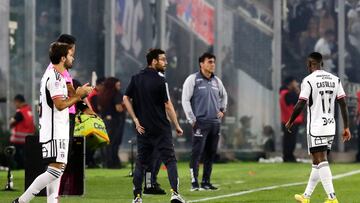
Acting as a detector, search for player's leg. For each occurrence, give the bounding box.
[311,136,336,201]
[133,136,153,199]
[46,139,69,203]
[201,123,220,190]
[157,132,185,203]
[17,139,68,203]
[46,163,66,203]
[317,136,337,201]
[295,135,320,203]
[144,150,166,195]
[189,121,208,190]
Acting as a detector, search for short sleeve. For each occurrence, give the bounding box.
[125,76,135,98]
[336,80,346,99]
[299,79,311,100]
[160,81,170,103]
[47,76,65,100]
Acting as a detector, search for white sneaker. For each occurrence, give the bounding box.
[170,189,186,203]
[132,194,142,203]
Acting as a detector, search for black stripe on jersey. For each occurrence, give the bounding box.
[45,78,53,109]
[307,81,313,136]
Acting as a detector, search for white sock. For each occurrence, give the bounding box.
[303,164,320,198]
[47,165,65,203]
[318,161,336,200]
[19,166,62,203]
[46,176,61,203]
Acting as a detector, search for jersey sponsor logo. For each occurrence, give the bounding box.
[322,117,335,126]
[198,86,206,89]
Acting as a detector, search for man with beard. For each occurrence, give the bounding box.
[123,49,185,203]
[13,42,92,203]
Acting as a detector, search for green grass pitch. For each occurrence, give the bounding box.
[1,162,360,202]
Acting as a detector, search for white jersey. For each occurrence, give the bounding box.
[39,66,69,143]
[299,70,346,137]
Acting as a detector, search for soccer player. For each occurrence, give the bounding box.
[286,52,351,203]
[123,48,185,203]
[181,52,228,191]
[13,42,92,203]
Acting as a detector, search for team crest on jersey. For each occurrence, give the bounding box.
[55,81,60,88]
[211,80,217,86]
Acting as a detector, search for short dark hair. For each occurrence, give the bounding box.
[96,77,106,85]
[49,42,72,64]
[308,52,323,63]
[57,34,76,45]
[146,48,165,65]
[14,94,25,102]
[198,52,216,66]
[283,76,296,86]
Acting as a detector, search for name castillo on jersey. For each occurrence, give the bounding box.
[316,81,335,88]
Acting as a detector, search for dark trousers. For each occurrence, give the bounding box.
[190,121,220,184]
[13,144,25,169]
[282,123,299,162]
[145,150,162,188]
[133,131,178,196]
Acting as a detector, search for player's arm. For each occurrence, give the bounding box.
[338,97,351,142]
[53,84,93,111]
[181,75,197,126]
[165,100,183,136]
[285,99,306,132]
[217,77,228,119]
[123,95,145,135]
[9,112,23,128]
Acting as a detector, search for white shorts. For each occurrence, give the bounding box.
[307,134,334,154]
[41,139,69,164]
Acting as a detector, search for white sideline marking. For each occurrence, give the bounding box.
[187,169,360,202]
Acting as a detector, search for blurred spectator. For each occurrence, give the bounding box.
[87,77,106,114]
[9,94,35,169]
[287,0,314,41]
[314,30,337,73]
[299,17,319,57]
[318,9,335,37]
[261,125,275,153]
[98,77,126,168]
[279,77,303,162]
[233,116,254,149]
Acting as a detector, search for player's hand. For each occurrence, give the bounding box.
[191,121,196,129]
[217,111,225,119]
[285,120,293,133]
[134,118,145,135]
[75,83,93,98]
[175,125,183,136]
[342,128,351,142]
